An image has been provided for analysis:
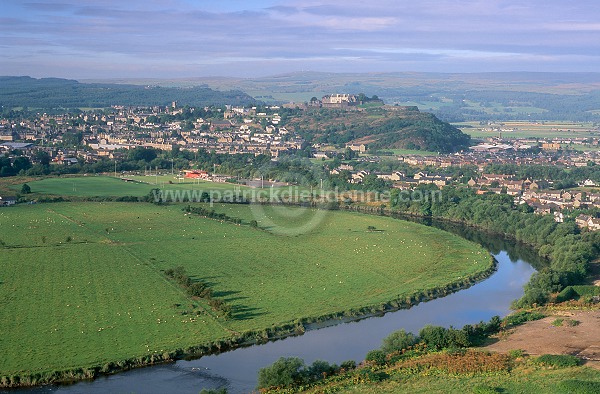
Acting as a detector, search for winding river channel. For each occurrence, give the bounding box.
[16,218,540,394]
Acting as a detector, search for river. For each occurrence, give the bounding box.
[15,220,538,394]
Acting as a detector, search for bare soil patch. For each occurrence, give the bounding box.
[486,310,600,368]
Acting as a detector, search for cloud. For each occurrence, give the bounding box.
[1,0,599,78]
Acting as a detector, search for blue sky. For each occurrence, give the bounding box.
[1,0,599,79]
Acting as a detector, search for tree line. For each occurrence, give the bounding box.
[390,185,600,307]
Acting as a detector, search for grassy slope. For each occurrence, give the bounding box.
[0,202,489,376]
[325,366,600,393]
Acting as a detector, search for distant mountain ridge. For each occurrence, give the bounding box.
[0,76,257,108]
[104,71,600,122]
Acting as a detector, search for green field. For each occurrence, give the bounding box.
[455,121,600,140]
[0,202,490,380]
[15,175,248,198]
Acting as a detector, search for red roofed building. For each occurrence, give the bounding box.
[184,170,209,179]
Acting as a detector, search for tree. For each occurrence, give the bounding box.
[34,150,51,166]
[257,357,306,389]
[129,146,158,162]
[419,325,448,350]
[381,329,418,354]
[21,183,31,194]
[305,360,336,381]
[62,131,83,147]
[12,156,32,173]
[344,147,356,160]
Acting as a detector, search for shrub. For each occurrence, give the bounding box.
[552,318,564,327]
[365,349,387,366]
[503,310,546,327]
[381,329,418,354]
[305,360,337,381]
[355,368,388,383]
[446,327,472,348]
[419,325,448,350]
[483,316,502,335]
[534,354,580,368]
[188,282,207,297]
[340,360,357,371]
[507,349,526,359]
[566,319,580,327]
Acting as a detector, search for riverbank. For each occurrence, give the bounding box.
[259,305,600,394]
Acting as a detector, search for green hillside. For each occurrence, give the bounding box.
[290,106,471,153]
[0,76,257,109]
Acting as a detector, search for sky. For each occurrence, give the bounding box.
[1,0,600,79]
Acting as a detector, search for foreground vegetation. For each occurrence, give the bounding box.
[257,309,600,394]
[0,202,491,386]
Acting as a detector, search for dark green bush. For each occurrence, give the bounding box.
[340,360,357,370]
[503,310,546,327]
[534,354,580,368]
[365,349,387,366]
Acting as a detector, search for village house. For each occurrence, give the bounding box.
[576,214,600,231]
[0,195,17,206]
[346,143,367,153]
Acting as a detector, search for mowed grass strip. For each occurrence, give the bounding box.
[0,202,490,376]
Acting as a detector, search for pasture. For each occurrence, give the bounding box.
[15,175,248,198]
[455,121,600,140]
[0,202,490,379]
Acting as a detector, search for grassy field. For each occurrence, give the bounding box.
[12,175,249,198]
[455,121,600,140]
[0,202,490,380]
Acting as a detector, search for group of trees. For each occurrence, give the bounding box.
[257,311,544,391]
[164,266,232,319]
[390,185,600,306]
[257,357,356,390]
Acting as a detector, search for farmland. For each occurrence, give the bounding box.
[0,201,491,384]
[11,175,248,198]
[455,120,600,140]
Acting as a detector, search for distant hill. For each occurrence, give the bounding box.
[134,71,600,122]
[0,76,257,109]
[289,106,470,153]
